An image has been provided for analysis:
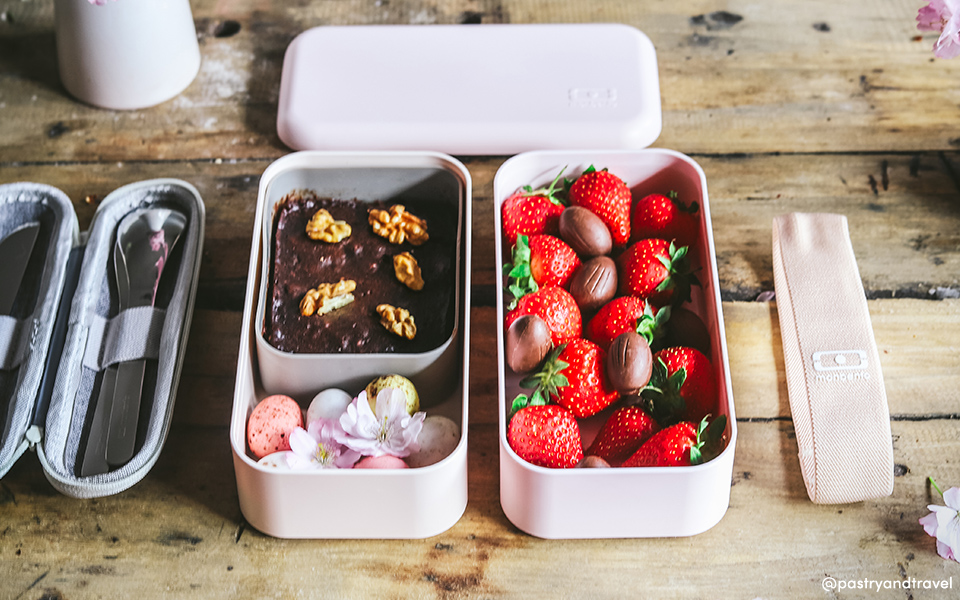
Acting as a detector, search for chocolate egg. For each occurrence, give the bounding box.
[505,314,553,373]
[569,256,618,313]
[606,332,654,395]
[559,206,613,257]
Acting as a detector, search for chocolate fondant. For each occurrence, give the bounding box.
[264,192,457,354]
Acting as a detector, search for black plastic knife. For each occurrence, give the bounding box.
[0,222,41,315]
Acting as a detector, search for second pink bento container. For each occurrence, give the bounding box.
[494,150,737,538]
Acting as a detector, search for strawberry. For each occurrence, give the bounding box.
[622,415,726,467]
[586,296,669,351]
[641,346,717,425]
[501,169,567,245]
[527,235,580,288]
[507,404,584,468]
[567,166,632,246]
[617,238,697,306]
[552,339,620,417]
[630,191,700,248]
[503,235,581,308]
[584,405,659,466]
[622,419,702,467]
[519,339,619,418]
[504,286,582,346]
[656,306,712,357]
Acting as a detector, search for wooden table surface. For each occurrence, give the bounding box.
[2,1,960,598]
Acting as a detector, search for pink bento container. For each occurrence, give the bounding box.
[494,150,737,538]
[230,151,471,538]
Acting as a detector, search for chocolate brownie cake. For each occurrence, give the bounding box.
[264,191,458,354]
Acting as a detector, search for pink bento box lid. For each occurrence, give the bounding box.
[277,23,662,155]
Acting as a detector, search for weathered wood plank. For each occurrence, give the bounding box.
[3,1,960,163]
[1,152,958,302]
[2,420,958,599]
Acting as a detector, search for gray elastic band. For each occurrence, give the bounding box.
[83,306,167,370]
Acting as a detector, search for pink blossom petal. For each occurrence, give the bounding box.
[934,29,960,58]
[283,452,314,470]
[288,427,314,456]
[336,388,427,458]
[334,447,361,468]
[943,487,960,509]
[937,539,957,561]
[932,506,960,561]
[918,1,951,31]
[921,511,940,537]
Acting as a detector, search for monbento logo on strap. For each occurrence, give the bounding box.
[569,88,617,109]
[812,350,870,383]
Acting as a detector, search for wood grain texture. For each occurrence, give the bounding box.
[3,420,959,599]
[2,0,960,598]
[3,1,960,162]
[1,152,957,305]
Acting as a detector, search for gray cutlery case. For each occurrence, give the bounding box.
[0,179,204,497]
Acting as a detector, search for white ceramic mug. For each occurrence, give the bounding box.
[53,0,201,110]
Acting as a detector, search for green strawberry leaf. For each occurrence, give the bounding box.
[635,304,671,346]
[530,389,548,406]
[519,374,541,389]
[688,415,711,465]
[653,241,697,305]
[511,344,570,409]
[640,358,687,425]
[689,444,702,465]
[699,414,728,463]
[511,394,530,415]
[504,235,539,310]
[508,263,532,279]
[523,167,568,206]
[667,367,687,393]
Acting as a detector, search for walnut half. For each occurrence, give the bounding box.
[376,304,417,340]
[300,279,357,316]
[368,204,429,246]
[393,252,424,291]
[306,208,352,243]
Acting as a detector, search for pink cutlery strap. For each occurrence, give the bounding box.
[772,213,894,504]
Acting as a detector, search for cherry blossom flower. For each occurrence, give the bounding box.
[337,388,425,458]
[87,0,115,5]
[918,0,960,59]
[288,418,360,469]
[919,478,960,562]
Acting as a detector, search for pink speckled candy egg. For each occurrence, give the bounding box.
[247,395,303,459]
[353,455,409,469]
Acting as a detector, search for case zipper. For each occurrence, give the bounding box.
[25,425,42,450]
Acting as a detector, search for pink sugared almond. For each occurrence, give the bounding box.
[247,394,303,459]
